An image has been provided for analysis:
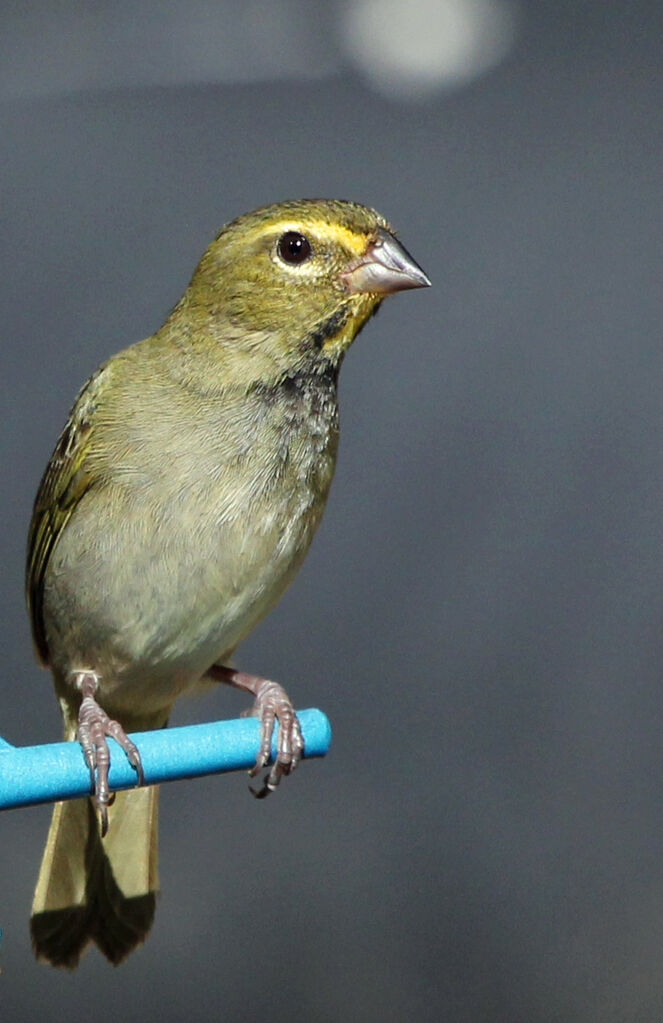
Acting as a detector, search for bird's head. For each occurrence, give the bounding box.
[171,198,430,380]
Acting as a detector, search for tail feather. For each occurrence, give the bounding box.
[31,786,159,968]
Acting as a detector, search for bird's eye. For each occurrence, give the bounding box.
[277,231,312,265]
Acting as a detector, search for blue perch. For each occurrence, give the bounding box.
[0,707,331,811]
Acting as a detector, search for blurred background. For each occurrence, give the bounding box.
[1,1,662,1019]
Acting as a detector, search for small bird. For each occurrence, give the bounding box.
[26,198,430,968]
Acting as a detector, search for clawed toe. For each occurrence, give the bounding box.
[245,679,304,798]
[248,752,300,799]
[75,671,143,834]
[206,665,304,798]
[106,719,145,786]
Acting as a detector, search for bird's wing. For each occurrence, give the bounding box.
[26,366,106,665]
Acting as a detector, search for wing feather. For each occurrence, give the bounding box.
[26,367,106,664]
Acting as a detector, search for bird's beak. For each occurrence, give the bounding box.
[340,228,431,295]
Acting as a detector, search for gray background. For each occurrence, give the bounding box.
[2,1,663,1019]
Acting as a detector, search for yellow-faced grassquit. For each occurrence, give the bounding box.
[26,198,430,967]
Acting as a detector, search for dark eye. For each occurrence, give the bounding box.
[278,231,312,265]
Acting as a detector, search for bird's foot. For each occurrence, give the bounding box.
[208,666,304,798]
[75,671,144,835]
[243,677,304,798]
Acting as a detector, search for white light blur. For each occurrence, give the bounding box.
[342,0,519,98]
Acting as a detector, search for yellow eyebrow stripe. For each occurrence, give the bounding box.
[245,219,370,255]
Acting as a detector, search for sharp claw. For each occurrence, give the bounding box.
[99,803,109,838]
[249,771,279,799]
[249,778,270,799]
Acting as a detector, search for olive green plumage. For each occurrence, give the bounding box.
[27,198,429,968]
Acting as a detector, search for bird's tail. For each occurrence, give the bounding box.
[30,784,159,968]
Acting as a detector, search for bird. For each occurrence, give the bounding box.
[26,198,430,968]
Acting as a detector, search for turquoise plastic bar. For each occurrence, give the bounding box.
[0,708,331,810]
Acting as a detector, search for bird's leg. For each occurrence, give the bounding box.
[75,671,144,836]
[207,665,304,798]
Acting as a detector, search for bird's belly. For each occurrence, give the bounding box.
[43,475,328,718]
